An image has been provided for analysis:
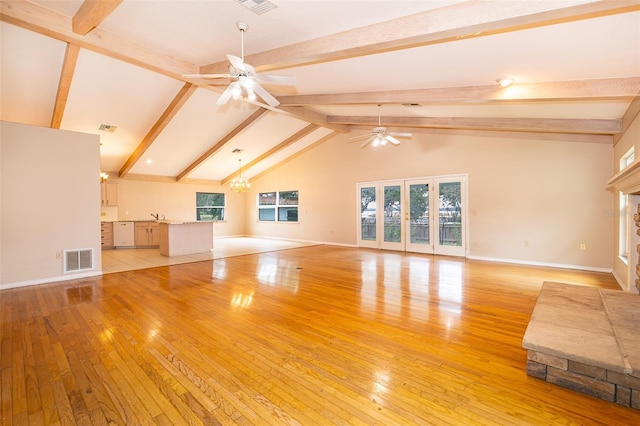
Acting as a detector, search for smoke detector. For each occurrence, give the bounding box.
[235,0,278,15]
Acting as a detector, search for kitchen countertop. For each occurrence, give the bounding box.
[101,219,159,223]
[158,220,214,225]
[102,219,216,224]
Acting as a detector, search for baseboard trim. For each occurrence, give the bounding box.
[1,270,103,290]
[467,255,612,274]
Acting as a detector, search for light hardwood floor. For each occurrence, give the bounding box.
[2,245,639,425]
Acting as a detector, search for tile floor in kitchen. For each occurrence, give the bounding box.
[101,237,318,273]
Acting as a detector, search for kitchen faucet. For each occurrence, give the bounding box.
[151,213,159,220]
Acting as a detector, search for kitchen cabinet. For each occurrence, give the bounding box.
[101,182,119,206]
[159,221,213,256]
[101,222,114,249]
[135,221,160,247]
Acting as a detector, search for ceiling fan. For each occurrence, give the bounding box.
[183,22,296,107]
[350,105,413,148]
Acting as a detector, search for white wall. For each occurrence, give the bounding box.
[1,121,101,288]
[0,121,618,287]
[246,131,614,271]
[106,178,246,237]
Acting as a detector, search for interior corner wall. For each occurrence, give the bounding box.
[0,121,102,288]
[245,131,614,271]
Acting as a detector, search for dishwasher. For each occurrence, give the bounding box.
[113,221,135,248]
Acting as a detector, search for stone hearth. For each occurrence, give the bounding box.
[523,281,640,408]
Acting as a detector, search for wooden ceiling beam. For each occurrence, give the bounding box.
[349,126,612,145]
[278,78,640,106]
[50,43,80,129]
[333,116,621,135]
[221,124,319,184]
[176,108,269,182]
[613,95,640,146]
[72,0,122,35]
[119,83,198,177]
[200,0,640,74]
[277,106,349,133]
[0,0,198,78]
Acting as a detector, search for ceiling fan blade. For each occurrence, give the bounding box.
[216,84,235,105]
[256,74,297,86]
[348,133,371,141]
[227,54,247,72]
[385,135,402,145]
[182,73,231,79]
[360,137,375,149]
[252,82,280,107]
[389,132,412,138]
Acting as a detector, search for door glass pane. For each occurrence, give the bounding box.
[439,182,462,246]
[360,187,376,241]
[384,185,401,243]
[409,183,429,244]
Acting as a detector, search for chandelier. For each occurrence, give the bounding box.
[229,159,250,192]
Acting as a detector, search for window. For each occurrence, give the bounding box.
[620,146,634,171]
[619,147,634,261]
[619,192,629,260]
[258,190,298,222]
[196,192,225,221]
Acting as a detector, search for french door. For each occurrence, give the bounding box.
[357,175,466,256]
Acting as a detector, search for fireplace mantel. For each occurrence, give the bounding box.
[607,160,640,194]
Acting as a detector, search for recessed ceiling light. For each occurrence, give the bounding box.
[497,78,515,87]
[146,159,153,164]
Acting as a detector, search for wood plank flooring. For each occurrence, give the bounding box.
[2,245,639,425]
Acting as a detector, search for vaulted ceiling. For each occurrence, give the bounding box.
[2,0,640,184]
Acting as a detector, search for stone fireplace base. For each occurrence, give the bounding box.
[523,282,640,408]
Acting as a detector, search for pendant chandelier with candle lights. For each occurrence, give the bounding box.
[230,159,250,192]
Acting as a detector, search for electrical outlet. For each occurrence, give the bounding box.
[524,240,529,247]
[580,243,586,250]
[56,251,62,259]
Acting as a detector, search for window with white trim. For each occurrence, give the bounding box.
[619,147,635,261]
[258,190,298,222]
[620,146,634,171]
[196,192,225,221]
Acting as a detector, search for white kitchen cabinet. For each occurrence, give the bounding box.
[135,221,160,247]
[101,182,119,206]
[101,222,114,249]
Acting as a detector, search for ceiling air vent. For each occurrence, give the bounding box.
[235,0,277,15]
[98,124,117,133]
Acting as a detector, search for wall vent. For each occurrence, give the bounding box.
[64,249,94,273]
[235,0,277,15]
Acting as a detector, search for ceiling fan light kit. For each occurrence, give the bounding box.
[350,105,413,148]
[183,22,296,107]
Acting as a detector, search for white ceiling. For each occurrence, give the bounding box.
[1,0,639,183]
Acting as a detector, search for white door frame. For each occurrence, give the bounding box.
[357,174,467,257]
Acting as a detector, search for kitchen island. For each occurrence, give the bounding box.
[158,220,213,256]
